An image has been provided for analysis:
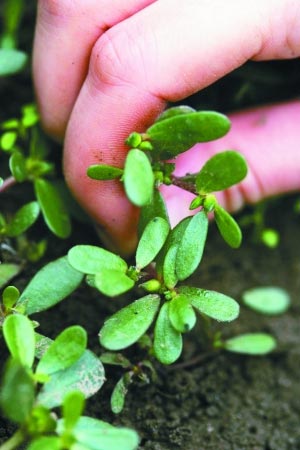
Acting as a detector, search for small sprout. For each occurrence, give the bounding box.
[136,217,170,269]
[111,372,133,414]
[1,131,17,151]
[214,204,242,248]
[189,196,203,210]
[100,352,131,368]
[179,286,240,322]
[2,285,20,311]
[125,132,142,148]
[224,333,277,355]
[87,164,123,180]
[99,295,161,350]
[138,140,153,152]
[261,228,279,248]
[242,286,290,315]
[124,148,154,206]
[168,294,197,333]
[139,279,161,293]
[21,104,39,128]
[153,302,183,365]
[203,194,217,212]
[196,150,248,194]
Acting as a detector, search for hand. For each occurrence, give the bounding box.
[33,0,300,254]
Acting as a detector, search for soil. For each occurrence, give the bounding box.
[1,196,300,450]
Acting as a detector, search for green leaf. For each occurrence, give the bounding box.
[168,294,197,333]
[224,333,276,355]
[73,420,139,450]
[124,149,154,206]
[9,151,27,181]
[21,104,39,128]
[0,263,21,288]
[175,211,208,280]
[3,315,35,368]
[1,131,17,151]
[196,151,248,194]
[136,217,170,269]
[153,302,182,364]
[37,344,105,408]
[0,48,27,76]
[63,391,85,430]
[7,201,40,237]
[87,164,123,180]
[1,360,35,423]
[94,269,134,297]
[138,188,170,237]
[27,437,61,450]
[155,105,196,123]
[68,245,127,275]
[34,178,71,238]
[242,286,290,315]
[179,286,240,322]
[163,245,178,289]
[100,352,131,368]
[111,372,133,414]
[17,256,84,315]
[100,295,160,350]
[214,205,242,248]
[2,285,20,310]
[36,326,87,375]
[147,111,231,160]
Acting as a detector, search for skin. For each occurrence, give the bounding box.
[33,0,300,254]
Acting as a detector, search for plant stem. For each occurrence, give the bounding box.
[170,175,197,195]
[0,176,16,194]
[0,429,25,450]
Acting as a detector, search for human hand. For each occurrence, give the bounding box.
[33,0,300,254]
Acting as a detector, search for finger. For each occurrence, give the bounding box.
[162,100,300,226]
[33,0,156,138]
[64,0,300,253]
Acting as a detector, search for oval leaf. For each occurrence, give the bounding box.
[147,111,231,160]
[27,437,61,450]
[1,360,35,424]
[94,269,134,297]
[9,151,27,181]
[36,337,105,408]
[17,256,84,315]
[136,217,170,269]
[68,245,127,274]
[36,326,87,375]
[196,151,248,193]
[224,333,276,355]
[111,373,133,414]
[214,205,242,248]
[3,314,35,368]
[7,201,40,237]
[242,286,290,315]
[63,391,85,430]
[175,211,208,280]
[2,285,20,310]
[0,48,27,76]
[0,263,21,288]
[100,294,160,350]
[153,302,182,364]
[87,164,123,180]
[124,149,154,206]
[155,105,196,122]
[168,294,197,333]
[163,245,178,289]
[34,178,71,238]
[74,424,139,450]
[179,286,240,322]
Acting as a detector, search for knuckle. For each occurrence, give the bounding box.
[38,0,80,19]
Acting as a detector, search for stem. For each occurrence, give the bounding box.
[0,429,25,450]
[170,175,197,195]
[0,176,16,194]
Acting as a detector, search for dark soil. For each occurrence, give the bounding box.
[1,196,299,450]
